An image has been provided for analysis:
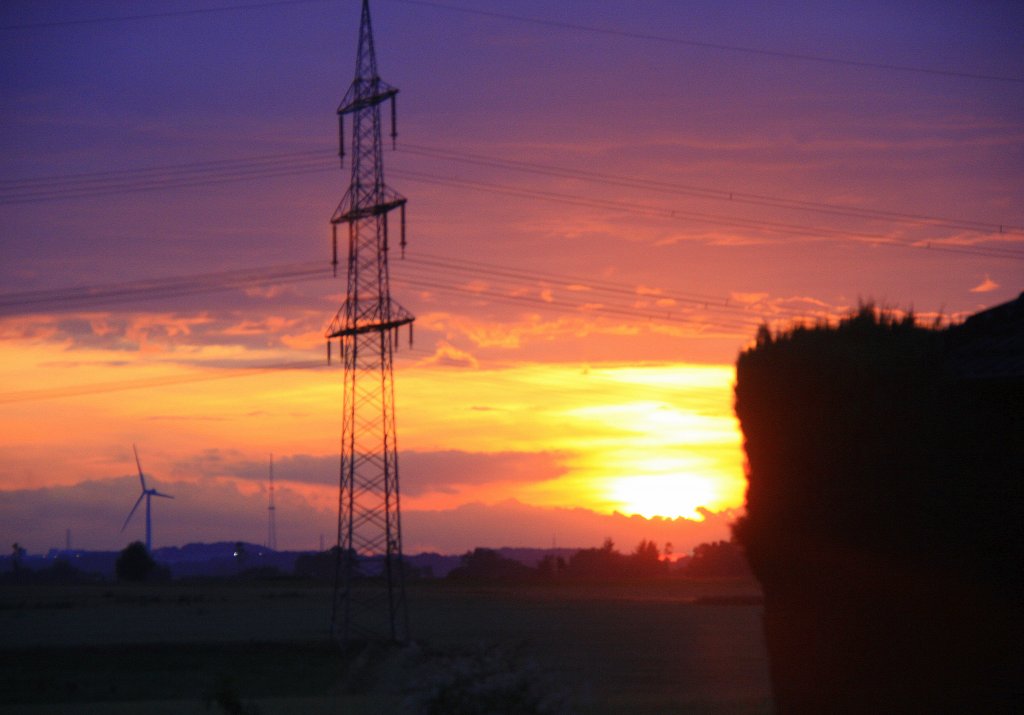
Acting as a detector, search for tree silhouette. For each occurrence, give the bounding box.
[626,539,667,579]
[447,548,535,582]
[564,538,623,580]
[10,542,26,572]
[682,540,750,578]
[537,554,566,579]
[116,541,156,582]
[733,302,1023,711]
[294,546,359,581]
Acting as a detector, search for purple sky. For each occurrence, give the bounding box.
[1,0,1022,553]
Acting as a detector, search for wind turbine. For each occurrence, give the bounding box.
[120,444,173,552]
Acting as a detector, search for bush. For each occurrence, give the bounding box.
[115,541,156,582]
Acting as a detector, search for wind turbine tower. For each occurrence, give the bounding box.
[120,444,174,552]
[325,0,412,644]
[266,454,278,551]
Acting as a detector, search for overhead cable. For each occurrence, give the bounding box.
[4,146,1020,257]
[389,0,1024,84]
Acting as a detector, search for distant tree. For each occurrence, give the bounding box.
[633,539,660,562]
[294,546,358,581]
[116,541,156,582]
[37,558,88,584]
[626,539,668,579]
[447,548,535,582]
[682,540,751,578]
[565,538,624,580]
[537,554,566,579]
[233,542,247,571]
[11,542,26,572]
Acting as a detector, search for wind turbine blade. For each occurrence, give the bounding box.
[121,493,145,532]
[153,491,174,499]
[133,443,147,490]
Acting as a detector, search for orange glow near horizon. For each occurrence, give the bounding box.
[1,332,745,521]
[398,361,745,519]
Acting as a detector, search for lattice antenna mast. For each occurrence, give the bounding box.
[326,0,412,645]
[266,454,277,551]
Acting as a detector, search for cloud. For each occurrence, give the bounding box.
[0,480,735,556]
[969,275,999,293]
[420,341,479,368]
[400,451,567,496]
[0,476,333,552]
[729,292,769,305]
[169,448,566,497]
[0,298,333,361]
[403,500,738,555]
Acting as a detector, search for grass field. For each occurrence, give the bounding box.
[0,578,771,714]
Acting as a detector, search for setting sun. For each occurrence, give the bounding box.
[605,472,727,520]
[392,362,746,520]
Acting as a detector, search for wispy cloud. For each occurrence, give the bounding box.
[420,340,479,368]
[970,275,999,293]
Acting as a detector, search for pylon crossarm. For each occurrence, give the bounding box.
[338,83,397,116]
[326,298,414,339]
[328,316,413,339]
[331,195,406,224]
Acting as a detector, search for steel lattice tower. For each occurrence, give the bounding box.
[266,454,277,551]
[326,0,412,645]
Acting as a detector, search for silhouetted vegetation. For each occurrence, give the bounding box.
[734,301,1023,711]
[293,546,346,581]
[11,542,26,571]
[116,541,160,582]
[0,554,101,585]
[444,539,688,584]
[448,548,536,582]
[680,540,752,579]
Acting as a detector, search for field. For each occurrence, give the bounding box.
[0,578,771,714]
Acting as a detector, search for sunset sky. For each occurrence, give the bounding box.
[2,0,1021,554]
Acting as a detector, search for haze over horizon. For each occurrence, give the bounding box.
[2,0,1021,553]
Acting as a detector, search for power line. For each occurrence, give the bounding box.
[0,247,777,334]
[392,273,763,335]
[0,238,1008,331]
[0,0,330,31]
[0,153,334,205]
[5,146,1020,254]
[396,253,779,328]
[0,261,328,316]
[0,251,975,407]
[388,0,1024,85]
[407,252,738,310]
[392,168,888,241]
[391,170,1024,261]
[0,149,326,187]
[398,143,1024,238]
[3,0,1019,85]
[0,360,327,405]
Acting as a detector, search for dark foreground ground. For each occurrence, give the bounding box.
[0,578,771,714]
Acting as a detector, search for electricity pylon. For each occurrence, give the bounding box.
[266,454,277,551]
[326,0,411,645]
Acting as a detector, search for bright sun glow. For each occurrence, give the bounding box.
[606,472,725,520]
[0,347,746,521]
[397,362,747,520]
